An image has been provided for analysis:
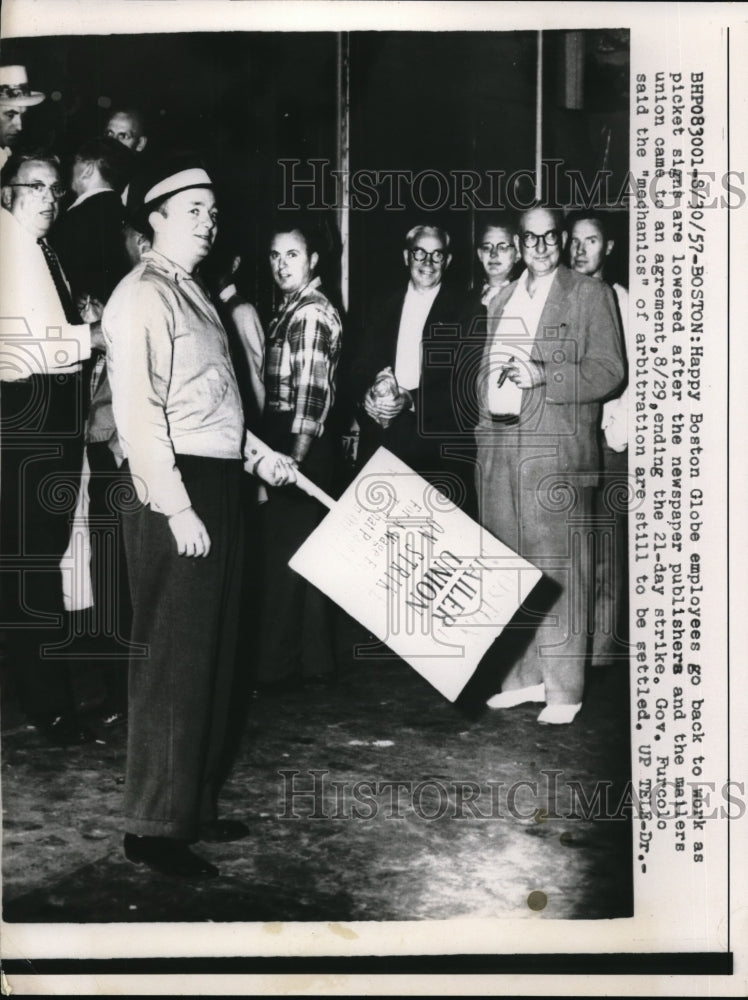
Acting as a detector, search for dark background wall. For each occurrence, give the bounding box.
[1,29,628,333]
[1,32,339,321]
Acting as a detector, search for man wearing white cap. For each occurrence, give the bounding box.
[0,65,45,168]
[103,155,296,879]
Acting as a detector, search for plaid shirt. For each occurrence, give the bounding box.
[265,276,341,438]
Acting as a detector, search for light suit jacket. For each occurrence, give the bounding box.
[477,264,625,483]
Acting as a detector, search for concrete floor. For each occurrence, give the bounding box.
[1,615,632,924]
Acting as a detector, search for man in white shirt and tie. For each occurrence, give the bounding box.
[0,151,102,744]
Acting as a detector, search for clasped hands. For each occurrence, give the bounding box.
[363,367,412,429]
[252,451,298,487]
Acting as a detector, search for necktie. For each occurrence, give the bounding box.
[37,238,81,325]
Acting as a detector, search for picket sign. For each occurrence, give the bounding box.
[291,448,542,702]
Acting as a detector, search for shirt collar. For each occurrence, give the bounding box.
[521,266,557,298]
[481,280,509,306]
[142,247,196,284]
[406,280,441,302]
[280,274,321,308]
[1,203,48,245]
[67,185,115,210]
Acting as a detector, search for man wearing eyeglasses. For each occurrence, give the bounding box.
[352,223,473,509]
[0,152,103,745]
[474,217,521,309]
[476,205,625,725]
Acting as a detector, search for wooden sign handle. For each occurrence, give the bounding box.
[294,470,336,510]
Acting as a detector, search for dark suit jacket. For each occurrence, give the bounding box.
[51,189,129,305]
[351,282,473,473]
[477,264,625,483]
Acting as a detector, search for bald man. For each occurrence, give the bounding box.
[476,205,625,724]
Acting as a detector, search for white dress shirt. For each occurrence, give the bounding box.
[66,184,114,211]
[0,207,91,381]
[486,268,556,415]
[393,281,440,391]
[481,280,509,308]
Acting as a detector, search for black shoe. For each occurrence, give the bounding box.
[198,819,250,843]
[42,714,97,746]
[123,833,219,879]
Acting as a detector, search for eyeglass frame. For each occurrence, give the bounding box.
[477,241,515,256]
[519,229,561,250]
[408,246,448,264]
[7,181,67,201]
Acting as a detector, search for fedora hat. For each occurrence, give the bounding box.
[0,65,45,107]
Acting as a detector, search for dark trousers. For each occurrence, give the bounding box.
[359,409,478,519]
[122,455,243,840]
[254,412,335,684]
[86,441,132,708]
[1,373,85,720]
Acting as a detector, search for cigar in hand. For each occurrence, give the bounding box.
[497,356,515,388]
